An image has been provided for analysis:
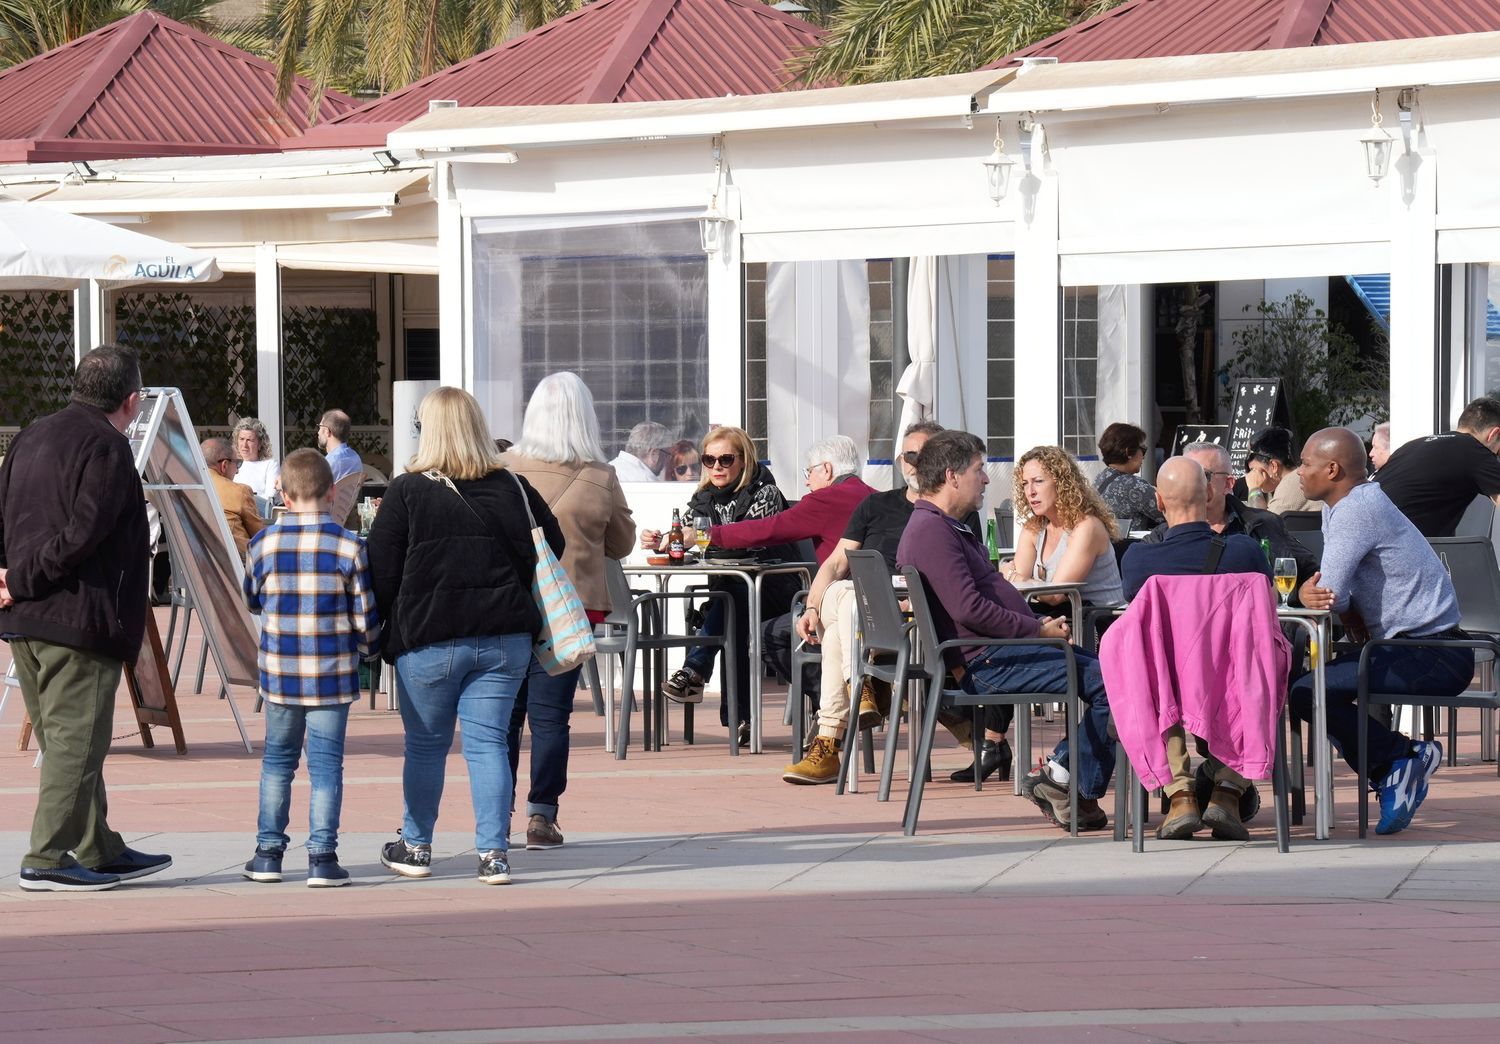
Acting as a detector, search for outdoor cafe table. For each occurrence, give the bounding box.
[621,560,814,755]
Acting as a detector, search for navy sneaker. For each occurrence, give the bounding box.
[19,863,120,892]
[307,852,351,888]
[381,836,432,878]
[1375,740,1442,835]
[92,847,172,882]
[242,848,284,883]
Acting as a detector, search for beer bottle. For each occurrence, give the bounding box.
[669,509,686,564]
[986,518,1000,566]
[1259,538,1273,564]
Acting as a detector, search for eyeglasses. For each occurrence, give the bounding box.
[1204,470,1231,481]
[804,461,829,478]
[701,453,738,469]
[413,420,422,433]
[901,450,921,466]
[674,464,696,476]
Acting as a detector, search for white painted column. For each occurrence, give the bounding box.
[1388,148,1440,443]
[72,279,108,363]
[436,160,467,390]
[1013,141,1062,453]
[254,242,284,457]
[706,186,744,434]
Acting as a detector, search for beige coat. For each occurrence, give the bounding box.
[501,453,635,613]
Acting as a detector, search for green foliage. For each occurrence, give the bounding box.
[1225,291,1389,440]
[114,291,258,426]
[0,0,219,67]
[0,292,75,427]
[798,0,1123,85]
[281,304,383,438]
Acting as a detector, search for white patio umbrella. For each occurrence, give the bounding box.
[0,199,220,290]
[896,256,938,439]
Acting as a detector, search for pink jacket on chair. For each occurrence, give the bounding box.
[1099,573,1291,788]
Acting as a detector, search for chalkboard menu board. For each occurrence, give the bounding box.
[1172,424,1231,457]
[1228,378,1286,474]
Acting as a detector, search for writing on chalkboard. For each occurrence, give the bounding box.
[1227,377,1285,474]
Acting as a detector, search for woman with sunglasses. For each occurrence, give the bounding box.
[639,425,796,747]
[668,439,700,482]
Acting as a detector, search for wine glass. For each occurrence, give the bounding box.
[693,514,711,555]
[1273,557,1297,609]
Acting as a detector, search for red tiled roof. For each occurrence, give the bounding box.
[0,11,355,163]
[1000,0,1500,65]
[287,0,823,150]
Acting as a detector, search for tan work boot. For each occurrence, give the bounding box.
[783,735,841,785]
[855,676,892,730]
[1156,790,1203,840]
[1201,784,1250,841]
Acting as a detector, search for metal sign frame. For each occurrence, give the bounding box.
[128,388,257,752]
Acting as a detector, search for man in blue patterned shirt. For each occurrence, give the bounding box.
[241,449,380,886]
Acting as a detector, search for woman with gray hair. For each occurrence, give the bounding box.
[502,372,635,850]
[230,417,280,506]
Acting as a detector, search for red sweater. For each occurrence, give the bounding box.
[709,476,875,565]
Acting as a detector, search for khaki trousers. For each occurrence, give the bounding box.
[1163,723,1248,798]
[813,580,858,737]
[12,637,127,869]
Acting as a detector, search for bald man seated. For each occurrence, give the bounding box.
[202,437,266,558]
[1293,427,1466,835]
[1118,457,1274,840]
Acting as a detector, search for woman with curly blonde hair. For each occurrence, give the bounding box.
[1006,444,1123,607]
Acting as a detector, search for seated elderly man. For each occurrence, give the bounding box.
[1119,456,1273,840]
[783,422,942,784]
[202,437,265,558]
[1294,428,1460,834]
[610,421,674,482]
[701,435,875,742]
[898,430,1115,832]
[1147,441,1317,598]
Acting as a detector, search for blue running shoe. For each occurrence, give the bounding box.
[1375,741,1441,835]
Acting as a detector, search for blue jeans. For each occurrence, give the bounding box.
[1289,643,1474,779]
[257,701,351,856]
[683,585,750,727]
[395,634,530,853]
[508,657,580,822]
[964,645,1114,800]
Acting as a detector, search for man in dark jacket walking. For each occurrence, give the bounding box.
[0,345,171,891]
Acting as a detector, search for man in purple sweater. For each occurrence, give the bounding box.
[897,430,1116,832]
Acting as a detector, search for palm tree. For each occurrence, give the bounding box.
[260,0,585,109]
[798,0,1124,85]
[0,0,219,68]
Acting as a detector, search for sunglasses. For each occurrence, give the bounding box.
[675,464,697,476]
[901,450,921,466]
[413,420,422,432]
[701,453,738,469]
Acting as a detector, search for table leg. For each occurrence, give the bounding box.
[749,571,762,754]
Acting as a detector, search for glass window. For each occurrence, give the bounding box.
[471,217,710,456]
[986,256,1015,459]
[868,260,895,463]
[744,262,768,450]
[1062,285,1100,458]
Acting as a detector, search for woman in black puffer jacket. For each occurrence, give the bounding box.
[367,387,563,886]
[639,425,796,747]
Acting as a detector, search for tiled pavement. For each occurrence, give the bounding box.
[3,616,1500,1042]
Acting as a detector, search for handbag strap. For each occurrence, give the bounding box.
[423,467,534,578]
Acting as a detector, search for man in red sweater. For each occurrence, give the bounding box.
[702,434,875,720]
[704,435,874,565]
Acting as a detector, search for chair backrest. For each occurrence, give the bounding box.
[1297,529,1324,563]
[899,567,945,671]
[992,502,1014,548]
[845,550,911,656]
[1280,510,1322,533]
[1455,494,1496,538]
[329,472,364,529]
[1428,536,1500,636]
[601,557,635,627]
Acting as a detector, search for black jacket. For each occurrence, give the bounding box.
[0,403,150,663]
[1144,495,1318,601]
[366,467,564,663]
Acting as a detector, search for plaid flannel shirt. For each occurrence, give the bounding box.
[242,512,381,707]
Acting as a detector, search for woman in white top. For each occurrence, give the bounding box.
[1006,444,1124,607]
[231,418,281,508]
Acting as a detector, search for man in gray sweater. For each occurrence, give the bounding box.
[1293,427,1465,835]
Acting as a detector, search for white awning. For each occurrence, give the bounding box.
[210,239,438,274]
[744,223,1013,262]
[9,168,431,214]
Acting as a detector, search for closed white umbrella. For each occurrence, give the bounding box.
[0,199,220,290]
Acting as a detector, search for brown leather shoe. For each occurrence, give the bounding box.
[1201,784,1250,841]
[1156,791,1203,840]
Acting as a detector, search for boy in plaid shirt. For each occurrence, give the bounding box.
[240,449,380,886]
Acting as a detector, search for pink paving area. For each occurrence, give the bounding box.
[2,608,1500,1042]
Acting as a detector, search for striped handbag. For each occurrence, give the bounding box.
[507,472,597,675]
